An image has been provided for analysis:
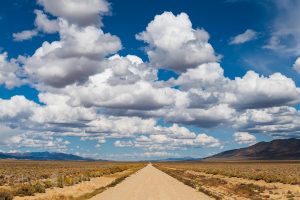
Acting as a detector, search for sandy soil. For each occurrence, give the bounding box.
[91,164,213,200]
[14,170,129,200]
[185,170,300,200]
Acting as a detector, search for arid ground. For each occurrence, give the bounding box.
[0,160,300,199]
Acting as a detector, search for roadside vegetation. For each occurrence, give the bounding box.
[154,161,300,199]
[0,160,145,199]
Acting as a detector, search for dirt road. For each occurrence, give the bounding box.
[90,164,213,200]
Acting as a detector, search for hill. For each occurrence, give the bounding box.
[0,151,95,161]
[205,138,300,161]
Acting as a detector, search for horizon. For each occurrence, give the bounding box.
[1,0,300,161]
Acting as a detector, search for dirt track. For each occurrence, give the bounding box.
[91,164,212,200]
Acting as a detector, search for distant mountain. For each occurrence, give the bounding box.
[205,138,300,161]
[161,157,201,162]
[147,157,200,162]
[0,151,95,161]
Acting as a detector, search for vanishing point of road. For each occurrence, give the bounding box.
[90,164,213,200]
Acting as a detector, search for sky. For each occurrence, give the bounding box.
[0,0,300,161]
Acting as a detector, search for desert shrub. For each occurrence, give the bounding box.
[81,176,90,182]
[64,176,74,186]
[57,176,64,188]
[43,179,53,188]
[198,187,222,200]
[200,177,227,187]
[234,183,256,197]
[40,174,50,179]
[0,160,145,198]
[234,183,265,198]
[0,175,5,186]
[33,182,46,193]
[14,184,35,196]
[0,189,13,200]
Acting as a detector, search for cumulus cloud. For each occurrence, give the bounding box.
[142,151,176,158]
[230,29,258,45]
[0,124,23,145]
[0,94,220,151]
[7,132,70,151]
[105,151,179,160]
[173,63,300,110]
[0,52,24,89]
[32,93,96,124]
[34,10,59,33]
[3,2,300,158]
[114,131,220,151]
[12,10,59,41]
[136,12,217,71]
[13,30,38,41]
[234,106,300,137]
[164,104,235,128]
[293,57,300,74]
[114,140,133,147]
[228,71,300,109]
[24,20,121,88]
[0,96,38,121]
[37,0,110,26]
[233,132,256,144]
[61,54,187,111]
[67,80,181,110]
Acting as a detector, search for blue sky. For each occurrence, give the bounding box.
[0,0,300,160]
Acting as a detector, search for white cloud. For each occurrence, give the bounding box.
[143,151,175,158]
[228,71,300,109]
[67,81,180,110]
[0,124,23,145]
[230,29,258,45]
[104,151,179,160]
[4,1,300,156]
[37,0,110,26]
[13,30,38,41]
[233,132,256,144]
[264,0,300,54]
[78,115,221,150]
[24,19,121,88]
[173,64,300,110]
[172,62,226,91]
[164,104,235,128]
[234,106,300,137]
[136,12,217,71]
[0,52,24,89]
[7,131,69,151]
[12,10,59,41]
[0,96,38,120]
[114,140,133,147]
[293,57,300,74]
[34,10,59,33]
[85,116,157,138]
[32,93,96,124]
[132,132,221,150]
[62,55,185,111]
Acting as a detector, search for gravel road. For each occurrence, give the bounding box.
[90,164,213,200]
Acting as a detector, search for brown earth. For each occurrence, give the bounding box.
[13,170,130,200]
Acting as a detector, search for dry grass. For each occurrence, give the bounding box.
[155,161,300,184]
[0,160,145,199]
[154,161,300,199]
[0,189,13,200]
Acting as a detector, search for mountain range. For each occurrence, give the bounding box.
[205,138,300,161]
[1,138,299,161]
[0,151,95,161]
